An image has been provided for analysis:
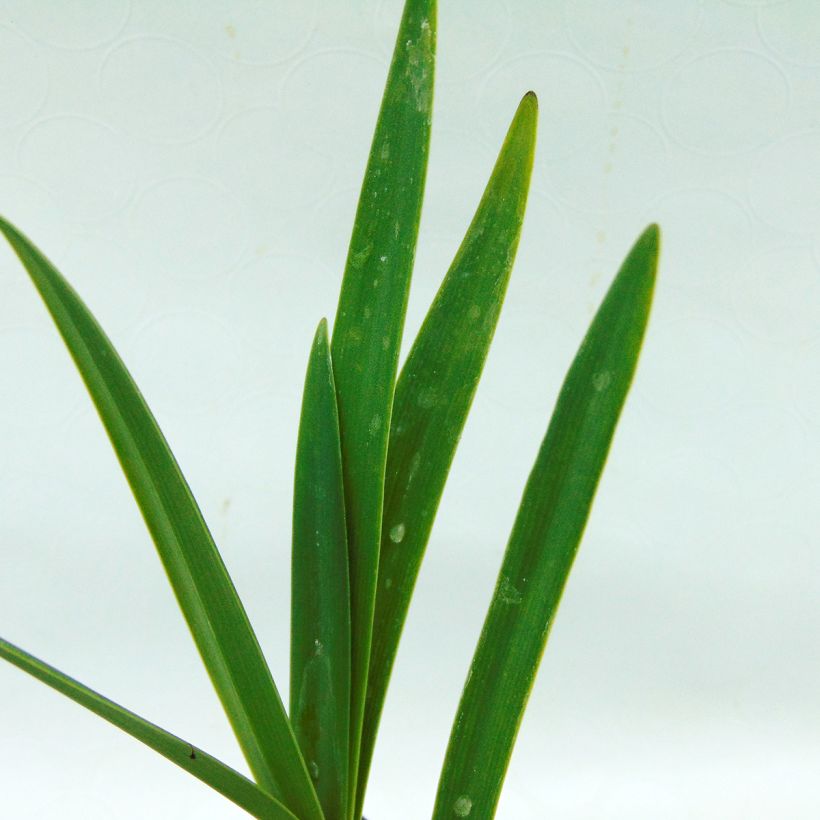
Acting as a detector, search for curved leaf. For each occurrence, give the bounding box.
[291,319,351,820]
[0,637,297,820]
[0,216,323,820]
[356,91,538,812]
[433,225,660,820]
[329,0,436,810]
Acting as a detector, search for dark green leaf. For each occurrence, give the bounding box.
[291,319,351,820]
[356,91,538,811]
[433,225,660,820]
[0,637,298,820]
[0,216,323,820]
[329,0,435,808]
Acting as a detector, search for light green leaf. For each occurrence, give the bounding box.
[433,225,660,820]
[0,637,297,820]
[356,91,538,811]
[329,0,435,809]
[0,216,323,820]
[291,319,350,820]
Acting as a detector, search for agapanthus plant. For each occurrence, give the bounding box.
[0,0,659,817]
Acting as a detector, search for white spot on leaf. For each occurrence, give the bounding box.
[416,386,437,409]
[454,795,472,817]
[498,576,523,605]
[593,371,612,392]
[389,523,406,543]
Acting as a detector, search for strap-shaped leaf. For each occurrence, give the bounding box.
[0,637,297,820]
[329,0,435,806]
[0,216,323,820]
[290,319,350,820]
[433,225,660,820]
[356,91,538,812]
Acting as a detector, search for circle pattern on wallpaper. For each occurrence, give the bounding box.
[722,0,786,6]
[0,28,48,128]
[789,336,820,427]
[637,314,749,420]
[421,128,498,241]
[57,233,149,330]
[564,0,702,72]
[100,37,222,143]
[193,0,317,65]
[227,252,335,359]
[215,107,334,209]
[127,310,242,417]
[2,0,129,50]
[758,0,820,67]
[662,49,789,154]
[732,244,820,348]
[748,130,820,236]
[131,177,248,282]
[0,325,84,429]
[0,176,69,265]
[718,400,810,501]
[281,48,387,160]
[482,52,606,161]
[543,114,667,215]
[18,116,136,222]
[643,188,752,297]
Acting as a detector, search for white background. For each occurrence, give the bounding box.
[2,1,820,817]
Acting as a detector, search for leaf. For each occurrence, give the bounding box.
[355,91,539,811]
[329,0,435,808]
[0,216,324,820]
[290,319,351,820]
[432,225,660,820]
[0,637,297,820]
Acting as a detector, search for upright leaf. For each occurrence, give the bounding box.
[0,216,323,820]
[329,0,435,806]
[356,91,538,811]
[291,319,350,820]
[0,638,298,820]
[433,225,660,820]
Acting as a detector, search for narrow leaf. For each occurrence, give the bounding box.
[0,216,323,820]
[329,0,435,807]
[290,319,350,820]
[433,225,660,820]
[356,91,538,810]
[0,637,297,820]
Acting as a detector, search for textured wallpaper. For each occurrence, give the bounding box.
[1,1,819,817]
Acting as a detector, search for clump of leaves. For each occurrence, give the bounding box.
[0,0,659,818]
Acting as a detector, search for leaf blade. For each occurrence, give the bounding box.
[290,319,351,820]
[0,216,323,820]
[356,91,538,809]
[0,637,298,820]
[433,225,660,820]
[329,0,435,808]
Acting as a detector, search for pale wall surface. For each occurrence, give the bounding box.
[1,1,819,818]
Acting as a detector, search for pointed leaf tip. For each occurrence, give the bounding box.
[432,224,659,820]
[515,91,538,127]
[639,222,661,260]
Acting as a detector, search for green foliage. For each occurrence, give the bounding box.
[330,2,435,811]
[433,225,659,820]
[0,0,658,817]
[357,90,538,818]
[291,319,351,820]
